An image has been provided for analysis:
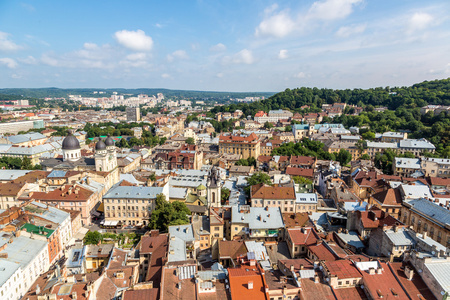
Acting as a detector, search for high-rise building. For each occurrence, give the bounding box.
[126,106,141,122]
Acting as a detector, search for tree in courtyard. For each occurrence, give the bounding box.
[149,194,190,232]
[185,137,195,145]
[221,188,230,205]
[84,231,103,245]
[335,149,352,166]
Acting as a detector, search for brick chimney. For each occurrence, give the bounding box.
[248,281,253,290]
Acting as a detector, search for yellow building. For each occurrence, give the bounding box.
[324,140,365,161]
[219,132,260,159]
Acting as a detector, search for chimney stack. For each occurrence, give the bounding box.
[248,281,253,290]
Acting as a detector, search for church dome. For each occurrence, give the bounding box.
[105,135,115,146]
[62,132,80,150]
[95,139,106,150]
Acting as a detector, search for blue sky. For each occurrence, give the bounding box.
[0,0,449,92]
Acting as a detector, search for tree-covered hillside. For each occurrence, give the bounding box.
[211,78,450,157]
[211,78,450,116]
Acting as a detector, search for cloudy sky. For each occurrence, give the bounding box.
[0,0,449,92]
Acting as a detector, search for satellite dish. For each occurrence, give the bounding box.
[432,251,436,255]
[326,278,330,282]
[418,269,422,273]
[441,291,445,295]
[361,285,365,289]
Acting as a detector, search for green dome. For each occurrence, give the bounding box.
[197,184,206,190]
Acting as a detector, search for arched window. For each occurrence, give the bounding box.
[212,192,216,203]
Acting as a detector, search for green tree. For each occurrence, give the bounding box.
[21,156,32,170]
[335,149,352,166]
[361,131,375,140]
[221,188,230,205]
[292,176,313,185]
[264,122,274,129]
[359,154,371,160]
[245,172,272,196]
[83,231,103,245]
[284,125,292,132]
[149,194,190,232]
[185,137,195,145]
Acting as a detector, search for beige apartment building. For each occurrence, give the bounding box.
[219,132,260,159]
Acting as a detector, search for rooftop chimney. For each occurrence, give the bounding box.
[368,267,376,275]
[248,281,253,290]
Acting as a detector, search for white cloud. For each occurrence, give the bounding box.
[210,43,227,52]
[19,55,37,65]
[294,72,307,78]
[126,53,147,61]
[223,49,255,65]
[0,32,22,51]
[278,49,288,59]
[161,73,171,79]
[167,50,189,62]
[155,23,163,28]
[255,10,295,38]
[308,0,362,21]
[336,23,366,38]
[216,72,224,78]
[41,54,59,66]
[114,29,153,51]
[0,58,18,69]
[11,74,22,79]
[407,12,434,34]
[83,42,98,50]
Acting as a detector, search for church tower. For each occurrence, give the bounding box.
[95,135,117,172]
[207,167,221,208]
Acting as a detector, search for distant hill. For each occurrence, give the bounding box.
[0,87,274,101]
[211,78,450,116]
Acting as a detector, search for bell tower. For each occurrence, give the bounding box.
[207,167,222,208]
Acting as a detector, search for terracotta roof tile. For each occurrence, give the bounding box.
[251,184,296,200]
[285,167,314,178]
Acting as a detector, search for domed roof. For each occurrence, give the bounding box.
[105,135,115,146]
[95,139,106,150]
[62,132,80,150]
[197,184,206,190]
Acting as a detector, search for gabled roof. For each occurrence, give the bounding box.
[251,184,296,200]
[228,264,269,300]
[371,188,402,207]
[287,227,319,246]
[285,167,314,178]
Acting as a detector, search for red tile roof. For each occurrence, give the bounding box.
[123,289,158,300]
[389,262,435,300]
[290,156,315,166]
[219,133,259,144]
[359,262,408,300]
[308,243,338,261]
[228,264,269,300]
[333,286,368,300]
[251,184,296,200]
[31,184,94,202]
[428,176,450,186]
[285,167,314,178]
[324,260,361,279]
[371,188,402,207]
[287,227,319,245]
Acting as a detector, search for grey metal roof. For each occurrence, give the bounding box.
[295,193,318,204]
[0,169,32,181]
[406,198,450,226]
[169,188,187,199]
[399,139,435,149]
[0,236,48,268]
[197,270,228,281]
[30,201,70,225]
[103,185,164,199]
[48,170,68,178]
[424,261,450,292]
[394,157,421,169]
[231,206,284,229]
[384,228,416,246]
[0,259,21,287]
[244,241,269,261]
[336,231,365,249]
[7,132,46,144]
[366,141,398,149]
